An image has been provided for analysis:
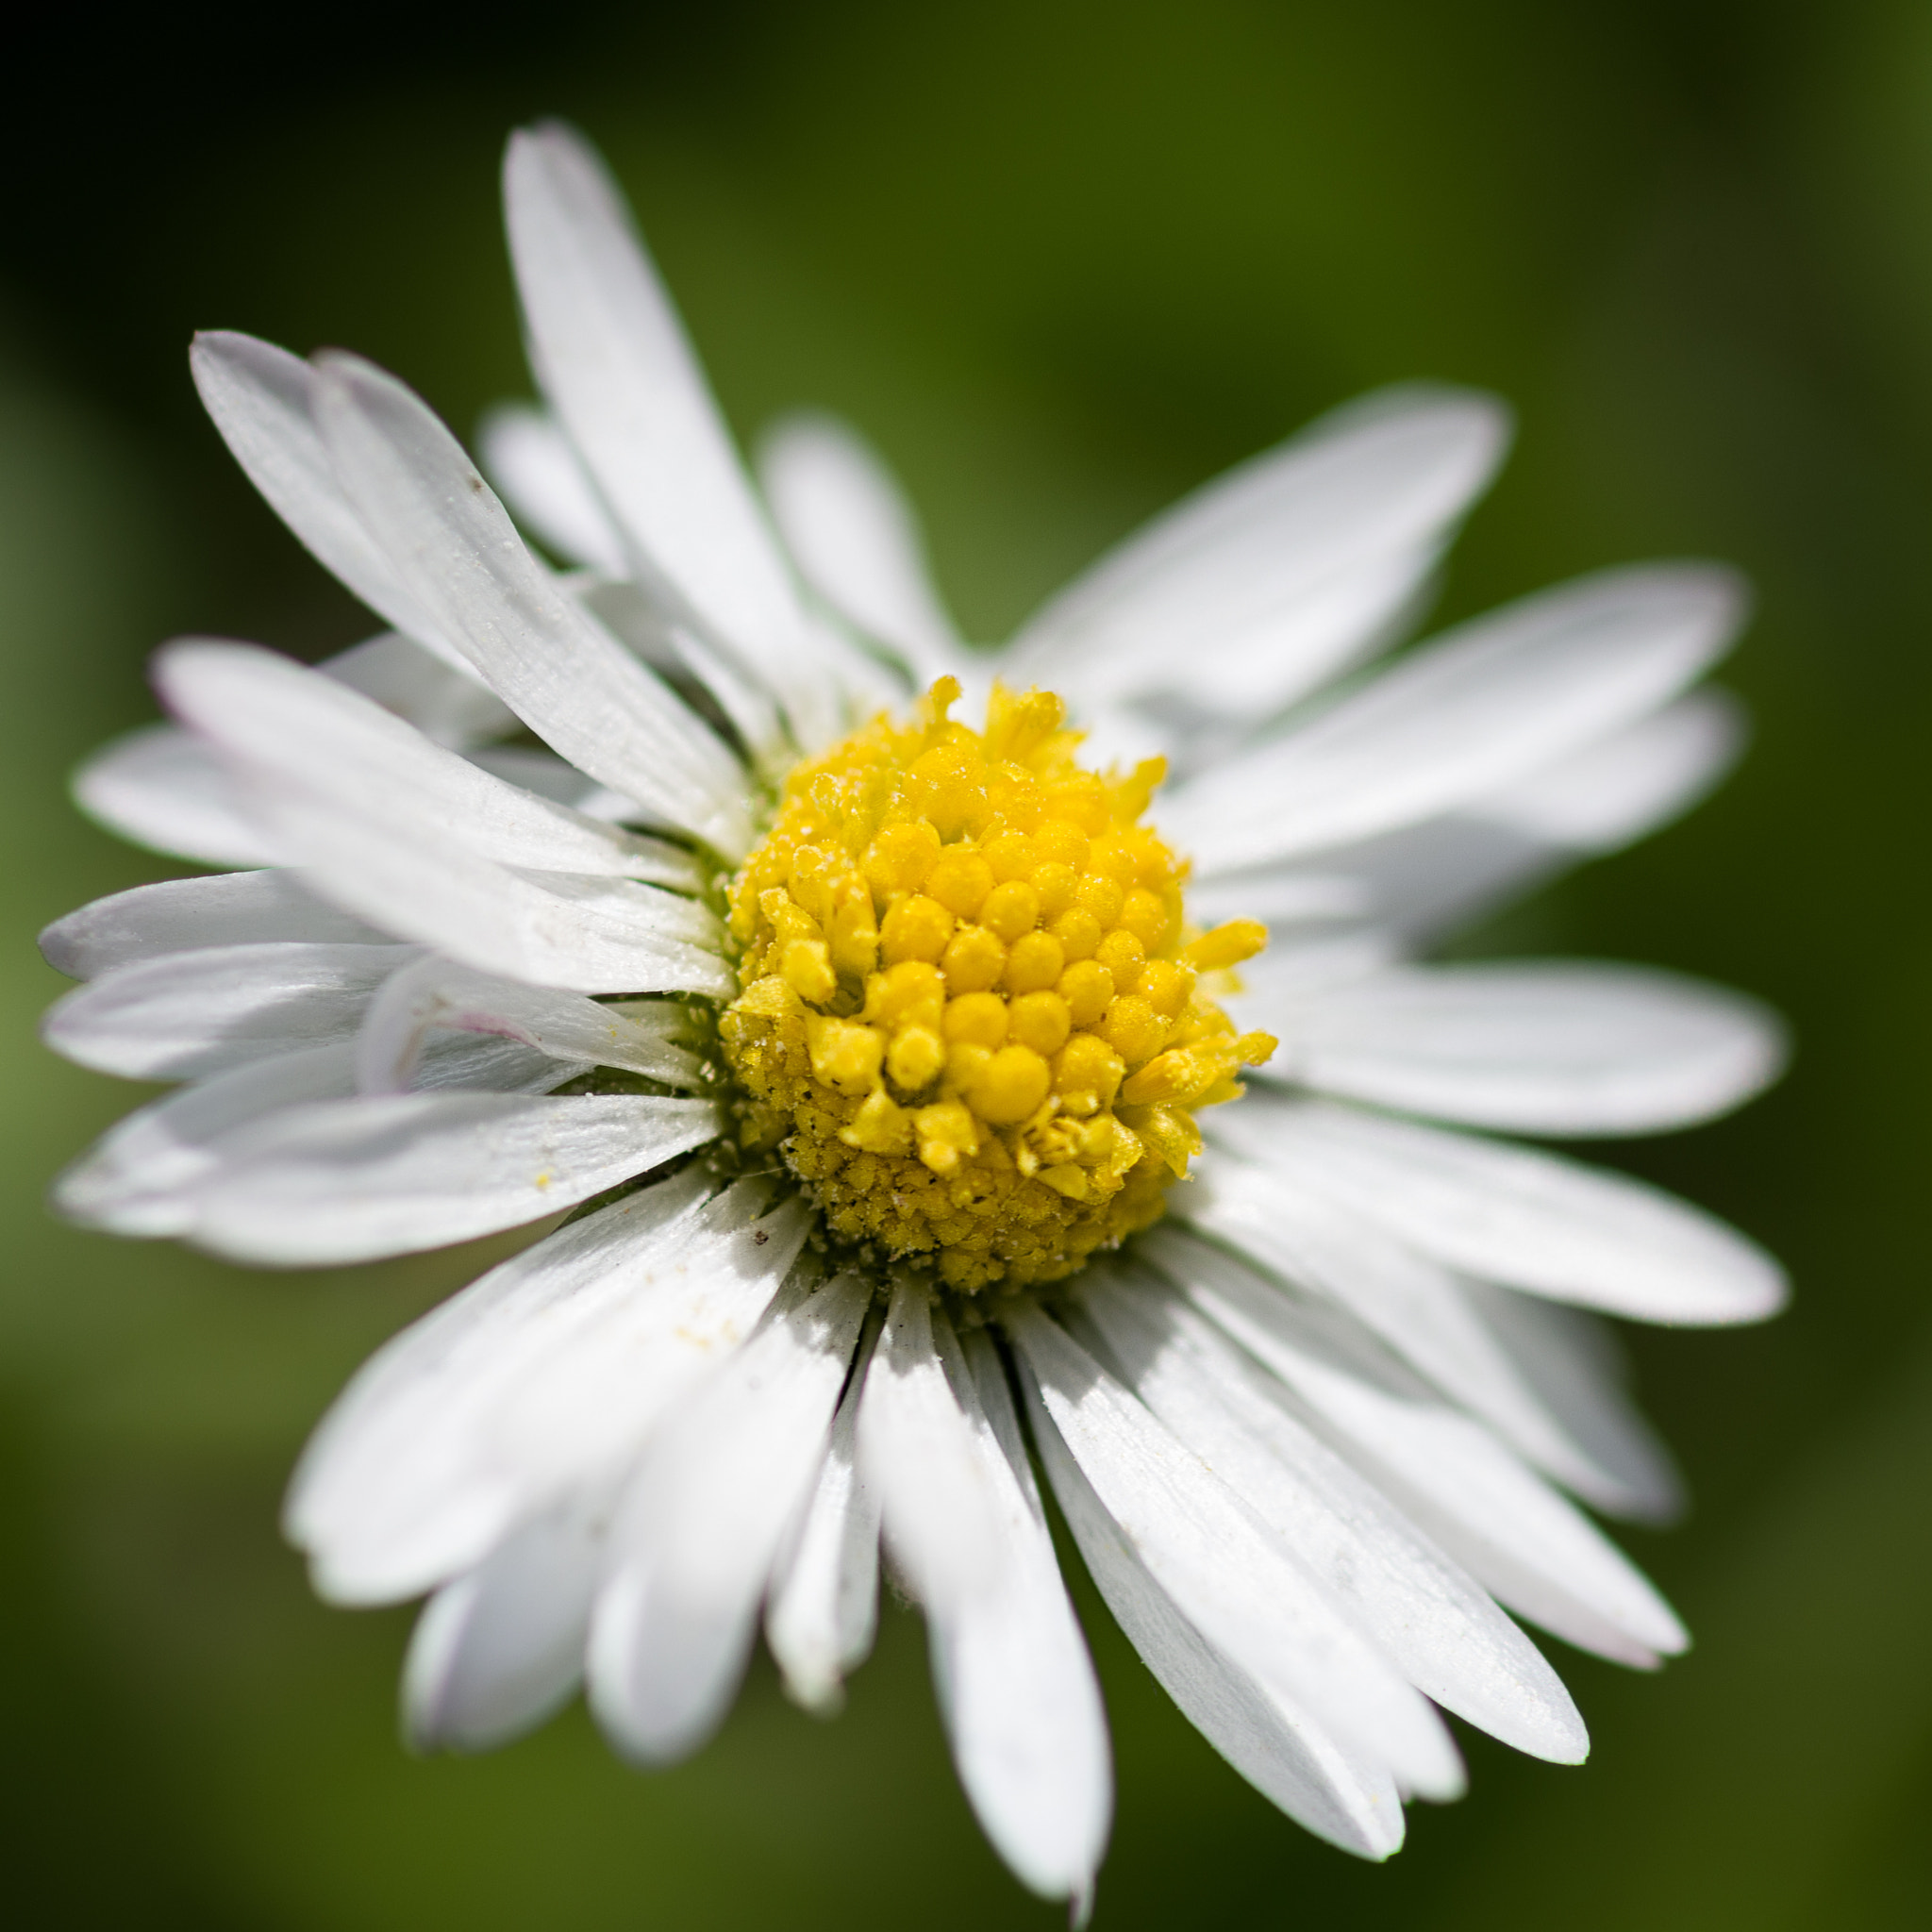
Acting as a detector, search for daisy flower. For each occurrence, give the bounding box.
[41,123,1787,1912]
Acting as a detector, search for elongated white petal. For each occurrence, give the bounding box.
[1167,564,1745,873]
[1179,870,1372,934]
[1291,693,1747,948]
[238,781,732,997]
[40,870,389,980]
[1182,1158,1663,1514]
[290,1165,719,1574]
[1226,930,1398,1004]
[355,955,702,1094]
[309,351,752,856]
[1260,960,1785,1137]
[857,1279,1006,1607]
[405,1503,601,1752]
[758,411,964,682]
[503,124,837,752]
[477,401,628,575]
[589,1272,873,1763]
[42,941,415,1079]
[1074,1267,1586,1762]
[1478,685,1746,853]
[57,1043,357,1234]
[73,723,279,868]
[290,1176,805,1601]
[1005,1304,1462,1798]
[1009,385,1508,719]
[53,1035,580,1237]
[766,1321,883,1713]
[185,1091,723,1265]
[190,330,460,659]
[945,1326,1112,1906]
[463,746,644,824]
[1148,1226,1687,1664]
[1457,1282,1684,1524]
[1215,1094,1786,1324]
[1027,1372,1405,1858]
[859,1289,1110,1903]
[320,629,517,749]
[158,639,701,886]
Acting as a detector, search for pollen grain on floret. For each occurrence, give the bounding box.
[719,678,1274,1293]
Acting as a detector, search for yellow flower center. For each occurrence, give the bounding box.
[719,679,1274,1292]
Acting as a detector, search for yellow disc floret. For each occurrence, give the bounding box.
[719,679,1275,1292]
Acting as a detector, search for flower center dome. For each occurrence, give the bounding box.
[720,679,1275,1292]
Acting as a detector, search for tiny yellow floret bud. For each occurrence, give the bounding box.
[980,878,1041,942]
[1008,990,1072,1057]
[1094,928,1146,981]
[941,924,1007,993]
[943,991,1009,1049]
[927,848,995,919]
[1058,959,1114,1028]
[888,1024,947,1091]
[880,894,955,965]
[975,1045,1051,1125]
[1005,931,1065,994]
[864,821,941,895]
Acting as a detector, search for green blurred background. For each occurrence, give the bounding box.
[5,2,1930,1924]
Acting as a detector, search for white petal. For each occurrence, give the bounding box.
[1181,1158,1663,1514]
[1457,1283,1684,1524]
[477,401,628,575]
[857,1278,1006,1607]
[1324,691,1748,946]
[405,1502,601,1752]
[588,1272,873,1762]
[1215,1093,1786,1325]
[40,870,390,980]
[235,780,732,996]
[1148,1226,1688,1664]
[1009,385,1509,719]
[1294,816,1564,951]
[1260,959,1785,1137]
[190,330,462,662]
[1074,1266,1587,1763]
[1179,869,1372,933]
[309,350,753,856]
[941,1325,1111,1905]
[184,1091,724,1265]
[765,1320,884,1713]
[291,1165,720,1582]
[1005,1304,1462,1798]
[1477,686,1745,853]
[42,941,415,1078]
[758,411,964,682]
[73,723,279,868]
[320,629,517,749]
[355,955,703,1094]
[158,637,708,889]
[463,746,645,824]
[1027,1371,1405,1858]
[1166,564,1746,873]
[1224,929,1398,1004]
[860,1287,1111,1902]
[502,125,839,751]
[53,1035,580,1237]
[56,1043,358,1234]
[289,1174,805,1601]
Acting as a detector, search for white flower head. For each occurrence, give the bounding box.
[40,121,1788,1911]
